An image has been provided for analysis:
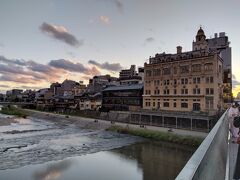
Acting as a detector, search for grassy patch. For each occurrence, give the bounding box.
[106,125,203,147]
[0,106,29,118]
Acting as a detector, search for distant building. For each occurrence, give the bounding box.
[119,65,137,79]
[21,90,35,102]
[5,89,23,102]
[0,93,4,101]
[50,80,86,96]
[102,84,143,111]
[119,76,142,85]
[119,66,144,85]
[86,75,118,93]
[35,88,53,107]
[76,92,102,111]
[143,27,224,115]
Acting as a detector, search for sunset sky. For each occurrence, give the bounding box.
[0,0,240,96]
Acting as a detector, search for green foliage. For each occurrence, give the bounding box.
[0,105,29,118]
[106,125,203,147]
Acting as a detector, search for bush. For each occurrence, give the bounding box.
[106,125,203,147]
[0,105,29,118]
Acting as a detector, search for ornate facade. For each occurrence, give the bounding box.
[143,28,224,115]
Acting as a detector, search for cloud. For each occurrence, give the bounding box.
[26,60,53,73]
[0,84,10,88]
[18,85,43,90]
[88,60,123,71]
[0,56,65,84]
[105,0,123,13]
[99,16,110,25]
[0,55,103,90]
[145,37,155,43]
[114,0,123,13]
[49,59,100,75]
[0,55,27,66]
[232,79,240,89]
[40,22,82,47]
[0,74,42,84]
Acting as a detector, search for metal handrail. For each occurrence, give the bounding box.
[175,110,228,180]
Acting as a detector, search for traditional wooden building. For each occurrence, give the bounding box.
[102,84,143,111]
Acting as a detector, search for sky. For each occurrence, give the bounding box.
[0,0,240,96]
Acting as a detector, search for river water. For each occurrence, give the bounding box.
[0,111,195,180]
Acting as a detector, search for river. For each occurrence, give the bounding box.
[0,110,195,180]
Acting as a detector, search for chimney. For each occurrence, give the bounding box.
[177,46,182,54]
[214,33,218,38]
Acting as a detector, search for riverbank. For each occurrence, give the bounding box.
[0,105,29,118]
[107,125,203,147]
[21,108,206,146]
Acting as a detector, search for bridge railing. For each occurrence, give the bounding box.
[175,110,229,180]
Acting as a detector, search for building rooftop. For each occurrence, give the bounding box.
[103,84,143,91]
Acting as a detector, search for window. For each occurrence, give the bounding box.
[163,102,169,107]
[154,80,159,86]
[192,64,201,72]
[181,102,188,108]
[164,89,170,95]
[174,89,177,94]
[154,89,160,95]
[174,79,177,85]
[167,80,170,85]
[210,77,214,83]
[197,88,201,94]
[145,90,151,95]
[163,68,171,75]
[153,69,161,76]
[219,65,222,73]
[145,102,151,107]
[193,88,201,94]
[181,78,188,84]
[197,77,201,84]
[146,70,152,77]
[206,98,214,109]
[205,77,209,83]
[181,78,184,84]
[174,102,177,107]
[204,63,213,71]
[145,81,151,86]
[153,102,155,107]
[174,67,177,74]
[181,89,188,94]
[210,88,214,94]
[206,88,214,95]
[180,65,189,73]
[193,77,201,84]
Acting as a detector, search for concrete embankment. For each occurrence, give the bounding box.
[24,109,207,140]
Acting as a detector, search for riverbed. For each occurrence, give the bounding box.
[0,111,195,180]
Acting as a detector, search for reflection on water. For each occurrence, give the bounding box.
[0,140,195,180]
[111,141,195,180]
[33,160,72,180]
